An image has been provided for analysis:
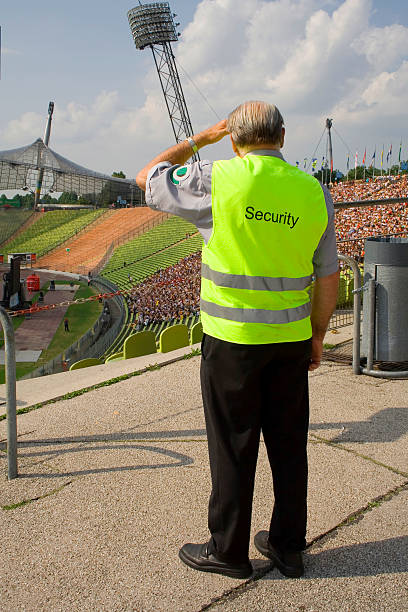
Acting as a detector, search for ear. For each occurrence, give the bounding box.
[280,127,285,148]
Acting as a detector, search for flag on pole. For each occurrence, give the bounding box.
[321,156,325,170]
[387,143,392,165]
[381,147,384,167]
[346,155,349,171]
[362,149,366,167]
[330,157,333,172]
[295,161,299,167]
[312,158,317,170]
[398,141,402,163]
[370,149,376,167]
[355,152,358,168]
[303,158,307,169]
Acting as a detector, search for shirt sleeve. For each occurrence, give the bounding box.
[145,160,213,244]
[313,185,339,277]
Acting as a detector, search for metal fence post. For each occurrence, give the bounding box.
[0,306,18,479]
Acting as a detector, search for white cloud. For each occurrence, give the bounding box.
[3,111,43,143]
[333,60,408,121]
[0,90,173,176]
[352,24,408,71]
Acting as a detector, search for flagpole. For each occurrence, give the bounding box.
[399,140,402,174]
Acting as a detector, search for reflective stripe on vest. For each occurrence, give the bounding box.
[200,298,311,324]
[201,262,313,292]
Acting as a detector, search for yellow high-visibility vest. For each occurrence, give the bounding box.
[200,154,328,344]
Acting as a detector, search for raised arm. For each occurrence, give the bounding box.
[309,269,340,371]
[136,120,229,191]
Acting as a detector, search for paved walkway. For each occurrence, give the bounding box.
[0,354,407,611]
[13,287,78,352]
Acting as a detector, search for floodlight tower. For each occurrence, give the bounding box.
[128,2,200,161]
[325,118,333,184]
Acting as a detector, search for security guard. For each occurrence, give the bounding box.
[136,101,339,579]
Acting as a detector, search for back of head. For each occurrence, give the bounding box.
[227,101,284,150]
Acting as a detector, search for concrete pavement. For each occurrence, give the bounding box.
[0,355,407,611]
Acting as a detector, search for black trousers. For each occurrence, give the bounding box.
[200,334,311,563]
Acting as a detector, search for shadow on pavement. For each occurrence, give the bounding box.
[14,429,207,448]
[260,536,408,580]
[16,442,194,479]
[310,407,408,443]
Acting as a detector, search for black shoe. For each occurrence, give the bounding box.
[254,531,304,578]
[179,542,252,579]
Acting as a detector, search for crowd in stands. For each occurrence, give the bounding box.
[335,201,408,242]
[332,175,408,259]
[128,253,201,327]
[330,174,408,203]
[124,175,408,324]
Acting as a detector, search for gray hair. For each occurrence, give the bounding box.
[227,101,284,149]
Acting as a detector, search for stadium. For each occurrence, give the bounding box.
[1,1,407,610]
[0,150,406,380]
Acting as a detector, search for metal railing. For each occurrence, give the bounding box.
[80,276,127,359]
[0,306,17,479]
[336,254,361,375]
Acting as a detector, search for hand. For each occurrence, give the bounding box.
[195,120,229,147]
[309,336,323,371]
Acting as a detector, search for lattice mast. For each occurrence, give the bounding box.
[325,118,333,185]
[34,101,54,210]
[128,2,200,161]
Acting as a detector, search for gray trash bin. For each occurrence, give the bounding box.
[362,236,408,362]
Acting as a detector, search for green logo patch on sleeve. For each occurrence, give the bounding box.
[171,165,191,185]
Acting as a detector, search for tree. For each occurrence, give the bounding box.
[58,191,78,204]
[21,193,34,208]
[112,171,126,179]
[78,195,92,205]
[313,168,344,184]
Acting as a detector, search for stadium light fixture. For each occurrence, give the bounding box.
[127,2,199,160]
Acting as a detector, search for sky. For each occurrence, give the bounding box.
[1,0,407,180]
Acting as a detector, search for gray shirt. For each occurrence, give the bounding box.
[146,150,338,278]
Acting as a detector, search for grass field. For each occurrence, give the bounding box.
[40,284,102,365]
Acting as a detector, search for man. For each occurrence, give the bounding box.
[136,101,339,579]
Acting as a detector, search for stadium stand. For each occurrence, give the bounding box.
[0,209,33,246]
[102,216,197,275]
[36,207,163,274]
[101,237,202,358]
[102,235,203,289]
[3,209,105,260]
[330,174,408,203]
